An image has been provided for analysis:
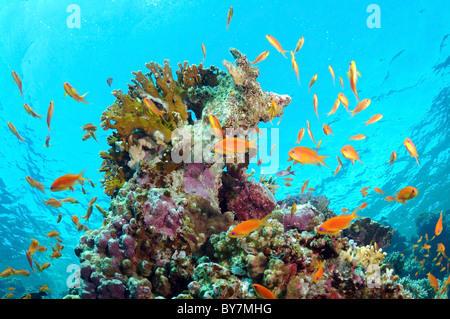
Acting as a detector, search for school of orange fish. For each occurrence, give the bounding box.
[3,6,444,299]
[4,67,109,299]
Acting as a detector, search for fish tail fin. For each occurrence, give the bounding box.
[318,155,329,168]
[415,156,420,166]
[80,92,91,104]
[357,153,364,164]
[261,213,273,227]
[282,50,288,58]
[37,114,43,120]
[78,168,88,180]
[248,136,259,150]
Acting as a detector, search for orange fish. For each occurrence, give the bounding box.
[349,134,366,141]
[50,169,88,192]
[25,176,45,194]
[71,215,80,226]
[309,74,317,92]
[337,92,349,110]
[46,101,54,131]
[306,120,317,144]
[12,71,24,97]
[427,272,439,292]
[395,186,418,204]
[348,61,360,102]
[267,99,278,124]
[339,76,344,90]
[143,98,165,118]
[7,121,25,143]
[313,94,319,121]
[336,156,344,167]
[296,128,305,144]
[373,187,385,194]
[359,202,368,210]
[364,114,383,126]
[42,198,62,208]
[213,137,258,155]
[294,37,304,54]
[388,151,397,166]
[49,251,62,260]
[229,214,273,238]
[315,140,322,151]
[317,209,360,235]
[313,259,325,283]
[266,35,287,58]
[201,43,206,62]
[333,164,342,175]
[226,6,233,31]
[350,99,371,118]
[327,98,340,116]
[288,146,328,167]
[60,197,79,204]
[252,283,277,299]
[252,51,270,65]
[301,180,309,195]
[63,82,90,104]
[435,210,443,236]
[437,243,448,259]
[28,239,39,255]
[81,123,98,132]
[404,137,420,166]
[360,186,370,193]
[340,145,363,166]
[322,123,333,136]
[23,104,43,119]
[328,65,335,86]
[290,51,300,84]
[25,251,34,272]
[208,114,224,139]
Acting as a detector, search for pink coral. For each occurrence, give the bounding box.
[283,203,318,232]
[227,181,277,221]
[142,190,185,238]
[183,163,216,201]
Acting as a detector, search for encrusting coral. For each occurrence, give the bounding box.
[67,48,414,300]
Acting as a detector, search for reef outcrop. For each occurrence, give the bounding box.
[69,48,411,299]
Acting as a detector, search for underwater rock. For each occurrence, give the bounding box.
[343,217,393,249]
[70,48,413,300]
[226,180,277,221]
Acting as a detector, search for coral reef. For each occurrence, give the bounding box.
[343,217,393,249]
[70,48,413,299]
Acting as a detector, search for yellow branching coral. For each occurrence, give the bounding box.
[340,245,386,269]
[102,166,126,197]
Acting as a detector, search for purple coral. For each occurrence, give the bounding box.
[142,190,185,238]
[283,204,318,232]
[183,163,216,201]
[227,181,277,221]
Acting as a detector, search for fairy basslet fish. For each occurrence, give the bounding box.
[229,214,273,238]
[63,82,90,104]
[288,146,328,167]
[50,169,88,192]
[341,145,363,166]
[395,186,418,204]
[266,35,287,58]
[316,209,360,235]
[252,283,277,299]
[213,137,258,155]
[404,137,420,166]
[435,210,443,236]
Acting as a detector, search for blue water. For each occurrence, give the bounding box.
[0,0,449,298]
